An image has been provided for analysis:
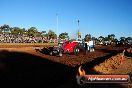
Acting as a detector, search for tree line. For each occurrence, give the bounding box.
[84,34,132,46]
[0,24,58,40]
[0,24,131,45]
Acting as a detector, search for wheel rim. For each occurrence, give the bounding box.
[76,48,79,52]
[75,48,79,55]
[50,52,52,55]
[59,53,62,56]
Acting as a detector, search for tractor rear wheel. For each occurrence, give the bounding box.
[74,45,80,55]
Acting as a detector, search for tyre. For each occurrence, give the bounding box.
[85,49,88,55]
[74,45,80,55]
[89,47,95,52]
[89,47,92,52]
[85,43,88,55]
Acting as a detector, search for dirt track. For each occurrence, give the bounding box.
[0,44,130,88]
[0,45,125,67]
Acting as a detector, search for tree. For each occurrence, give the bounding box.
[124,37,132,45]
[27,27,38,37]
[0,24,11,33]
[120,37,125,41]
[91,37,96,40]
[11,27,24,35]
[108,34,115,42]
[48,30,57,39]
[59,32,69,39]
[111,34,115,43]
[114,38,118,42]
[84,34,91,42]
[41,31,47,37]
[41,31,46,34]
[98,36,104,42]
[36,32,42,37]
[120,37,126,45]
[111,34,115,39]
[125,37,132,42]
[104,37,109,41]
[98,36,104,44]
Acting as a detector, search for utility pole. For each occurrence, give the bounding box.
[77,20,81,39]
[78,20,80,38]
[56,13,58,44]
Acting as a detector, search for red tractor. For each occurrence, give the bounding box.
[48,40,88,56]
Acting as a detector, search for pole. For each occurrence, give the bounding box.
[78,20,80,28]
[77,20,81,39]
[56,13,58,44]
[77,20,79,39]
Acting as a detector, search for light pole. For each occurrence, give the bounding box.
[56,13,58,44]
[78,20,80,38]
[77,20,81,40]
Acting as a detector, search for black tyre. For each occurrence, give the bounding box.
[89,47,95,52]
[85,43,88,55]
[89,47,92,52]
[74,45,80,55]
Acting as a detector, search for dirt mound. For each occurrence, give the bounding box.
[94,53,132,88]
[94,53,132,74]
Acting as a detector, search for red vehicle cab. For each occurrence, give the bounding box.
[62,41,80,53]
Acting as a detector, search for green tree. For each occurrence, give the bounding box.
[41,31,47,37]
[0,24,11,33]
[44,33,48,37]
[120,37,125,41]
[120,37,126,45]
[104,37,109,41]
[59,32,69,39]
[91,37,96,40]
[41,31,46,34]
[114,38,118,43]
[111,34,115,43]
[124,37,132,45]
[111,34,115,39]
[98,36,104,42]
[48,30,57,39]
[108,34,115,42]
[125,37,132,42]
[84,34,91,42]
[11,27,24,35]
[27,27,38,36]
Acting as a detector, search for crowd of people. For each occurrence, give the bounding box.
[0,33,49,43]
[0,33,67,43]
